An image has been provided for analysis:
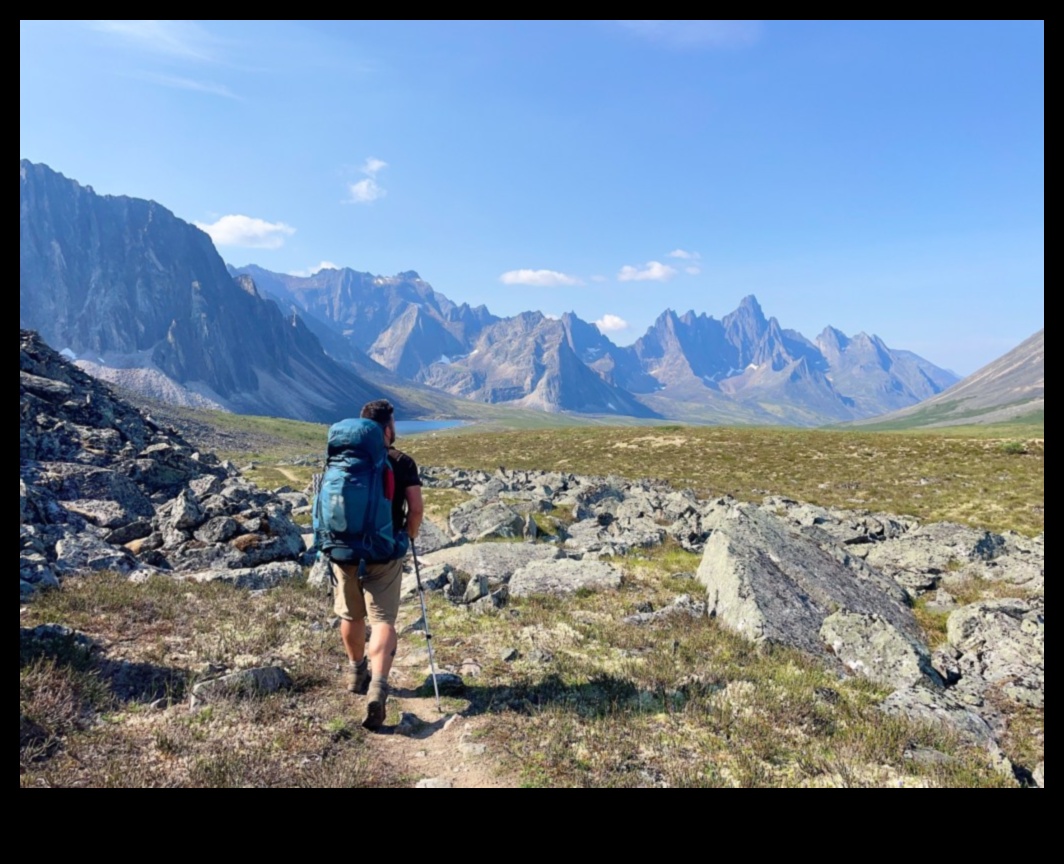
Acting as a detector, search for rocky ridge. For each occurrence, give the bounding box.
[20,331,310,598]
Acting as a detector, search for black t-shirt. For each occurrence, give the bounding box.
[388,447,421,534]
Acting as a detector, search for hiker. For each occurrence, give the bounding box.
[328,400,423,729]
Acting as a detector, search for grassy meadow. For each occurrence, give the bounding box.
[23,409,1041,787]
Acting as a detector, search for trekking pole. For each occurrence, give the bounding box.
[411,539,442,714]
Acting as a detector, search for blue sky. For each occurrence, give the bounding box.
[20,20,1043,375]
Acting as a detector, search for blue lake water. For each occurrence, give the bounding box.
[395,420,467,436]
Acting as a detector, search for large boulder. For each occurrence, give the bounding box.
[696,504,919,663]
[509,559,622,598]
[947,600,1044,709]
[412,518,451,555]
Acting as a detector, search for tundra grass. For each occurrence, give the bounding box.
[20,574,391,789]
[404,427,1043,536]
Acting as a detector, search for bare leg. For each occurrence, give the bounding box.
[341,618,367,664]
[367,623,397,681]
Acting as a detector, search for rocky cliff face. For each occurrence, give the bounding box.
[20,331,310,599]
[20,161,399,422]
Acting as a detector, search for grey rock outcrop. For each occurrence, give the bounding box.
[510,559,622,598]
[449,500,526,542]
[20,331,309,592]
[820,612,942,690]
[1034,763,1044,789]
[864,524,1044,597]
[420,544,562,586]
[697,504,918,661]
[947,600,1044,709]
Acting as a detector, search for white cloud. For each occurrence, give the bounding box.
[500,269,584,288]
[685,266,702,276]
[147,74,238,99]
[617,261,678,283]
[348,178,386,204]
[616,20,762,49]
[668,249,701,260]
[91,20,219,61]
[194,215,296,249]
[362,157,388,176]
[347,157,389,204]
[595,314,629,333]
[289,261,341,278]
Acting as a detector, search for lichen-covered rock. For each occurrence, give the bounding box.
[191,667,292,703]
[880,686,995,747]
[697,504,918,661]
[449,500,526,542]
[509,559,622,598]
[820,612,942,690]
[175,561,305,590]
[865,523,1044,595]
[420,543,562,585]
[624,595,706,626]
[947,600,1044,709]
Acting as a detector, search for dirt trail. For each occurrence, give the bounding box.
[355,609,520,789]
[275,467,308,485]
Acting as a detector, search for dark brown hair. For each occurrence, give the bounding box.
[360,400,395,429]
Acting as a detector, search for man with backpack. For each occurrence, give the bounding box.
[315,400,423,730]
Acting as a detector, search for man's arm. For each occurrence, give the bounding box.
[405,486,424,541]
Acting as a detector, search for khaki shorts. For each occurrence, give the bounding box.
[332,558,405,627]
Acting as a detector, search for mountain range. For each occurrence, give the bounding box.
[234,264,961,424]
[20,159,979,426]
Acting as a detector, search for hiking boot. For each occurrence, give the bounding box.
[363,680,389,730]
[344,661,371,695]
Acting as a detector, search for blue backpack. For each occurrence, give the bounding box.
[313,419,410,569]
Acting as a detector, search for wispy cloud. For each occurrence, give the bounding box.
[347,157,388,204]
[595,314,629,333]
[147,74,239,99]
[362,157,388,176]
[501,269,584,288]
[668,249,701,260]
[289,261,341,278]
[194,215,296,249]
[617,20,762,49]
[90,20,220,62]
[590,275,609,284]
[685,266,702,276]
[618,261,678,283]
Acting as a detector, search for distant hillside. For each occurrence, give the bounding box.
[861,330,1044,429]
